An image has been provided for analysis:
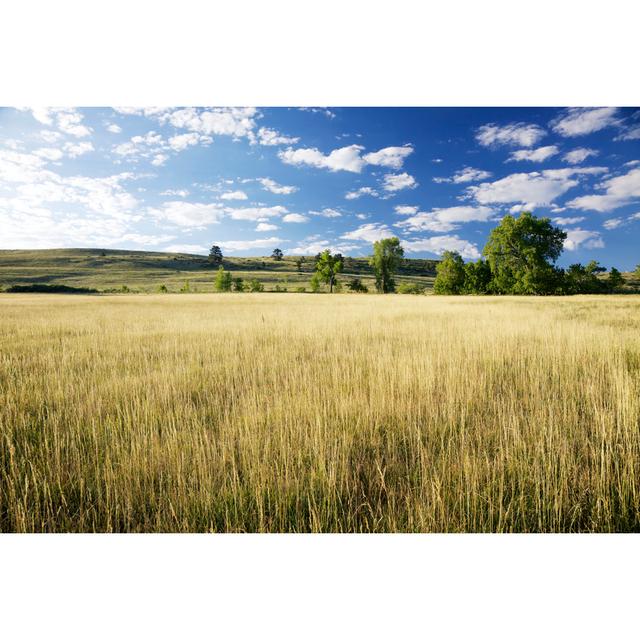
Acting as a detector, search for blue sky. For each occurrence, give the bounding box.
[1,106,639,268]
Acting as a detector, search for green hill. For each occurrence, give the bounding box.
[0,248,438,293]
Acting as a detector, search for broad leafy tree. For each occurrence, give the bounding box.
[214,266,233,292]
[369,237,404,293]
[607,267,624,292]
[483,211,567,294]
[463,259,492,294]
[434,251,466,294]
[563,261,606,294]
[208,245,223,266]
[271,248,284,261]
[314,249,343,293]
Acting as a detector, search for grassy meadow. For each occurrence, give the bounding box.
[1,292,639,532]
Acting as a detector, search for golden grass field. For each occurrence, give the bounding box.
[1,292,639,532]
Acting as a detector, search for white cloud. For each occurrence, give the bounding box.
[345,186,378,200]
[382,172,417,192]
[114,131,164,158]
[476,122,546,148]
[220,190,248,201]
[552,216,585,225]
[256,222,279,232]
[469,167,607,206]
[257,178,297,195]
[280,144,413,174]
[256,127,300,146]
[40,130,63,143]
[603,218,624,230]
[160,107,258,139]
[396,206,494,233]
[402,236,481,260]
[151,154,168,167]
[160,189,189,197]
[341,222,394,243]
[225,205,287,221]
[563,148,599,164]
[120,233,176,246]
[564,228,604,251]
[106,123,122,134]
[355,213,368,220]
[148,201,224,228]
[28,108,92,138]
[615,125,640,141]
[289,239,361,255]
[298,107,336,119]
[362,145,413,169]
[433,167,492,184]
[395,205,419,215]
[64,141,94,158]
[163,244,208,255]
[509,145,559,162]
[279,144,366,173]
[34,148,64,161]
[216,236,284,252]
[168,133,202,152]
[551,107,619,137]
[282,213,309,223]
[309,208,342,218]
[567,167,640,212]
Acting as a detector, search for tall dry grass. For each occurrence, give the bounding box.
[1,293,639,532]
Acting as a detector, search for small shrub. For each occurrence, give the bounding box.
[120,285,130,293]
[347,278,368,293]
[157,284,168,293]
[398,282,426,295]
[179,281,191,293]
[233,277,245,292]
[249,279,264,292]
[296,286,306,293]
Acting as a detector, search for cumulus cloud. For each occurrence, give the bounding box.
[160,189,189,197]
[341,222,394,243]
[289,239,361,255]
[552,216,585,225]
[309,208,342,218]
[106,123,122,134]
[33,148,64,161]
[567,167,640,212]
[28,108,92,138]
[163,244,208,255]
[160,107,258,139]
[469,167,607,206]
[148,201,224,228]
[603,218,624,230]
[551,107,619,137]
[256,127,300,146]
[225,205,288,221]
[345,186,379,200]
[396,206,495,233]
[282,213,309,223]
[508,145,559,162]
[395,205,419,215]
[564,228,605,250]
[433,167,492,184]
[563,148,599,164]
[402,236,481,260]
[256,222,279,232]
[168,132,204,152]
[220,190,248,201]
[64,141,94,158]
[476,122,546,148]
[279,144,413,173]
[615,125,640,141]
[382,172,417,192]
[257,178,297,195]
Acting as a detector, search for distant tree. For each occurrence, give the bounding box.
[563,261,606,294]
[434,251,466,295]
[369,237,404,293]
[483,212,567,294]
[310,273,322,293]
[271,248,284,261]
[635,264,640,279]
[157,284,168,293]
[463,259,492,294]
[315,250,343,293]
[347,277,368,293]
[607,267,624,292]
[214,266,233,292]
[233,277,245,292]
[295,257,305,272]
[209,245,223,266]
[249,279,264,292]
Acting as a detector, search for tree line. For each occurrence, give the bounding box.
[207,212,638,295]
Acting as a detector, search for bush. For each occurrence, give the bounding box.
[249,279,264,292]
[296,286,306,293]
[233,277,244,292]
[214,267,232,292]
[310,273,321,293]
[5,284,99,294]
[179,281,191,293]
[120,285,131,293]
[398,282,426,295]
[347,278,368,293]
[157,284,168,293]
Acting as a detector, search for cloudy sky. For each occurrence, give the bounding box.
[1,106,639,268]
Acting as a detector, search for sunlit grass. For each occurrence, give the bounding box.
[1,293,638,532]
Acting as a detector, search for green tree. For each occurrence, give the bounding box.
[233,277,244,292]
[347,277,368,293]
[208,245,223,266]
[295,257,305,272]
[635,264,640,279]
[607,267,624,292]
[214,266,233,292]
[463,259,492,294]
[397,282,426,294]
[310,273,322,293]
[314,249,343,293]
[433,251,466,295]
[369,237,404,293]
[563,261,606,294]
[271,248,284,261]
[249,279,264,292]
[483,211,567,295]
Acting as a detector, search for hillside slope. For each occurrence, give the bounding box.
[0,248,438,293]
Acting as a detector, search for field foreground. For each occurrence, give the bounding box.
[1,293,639,532]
